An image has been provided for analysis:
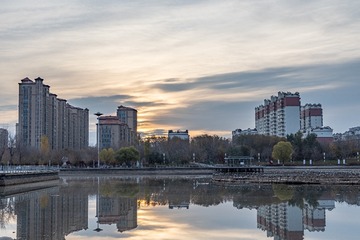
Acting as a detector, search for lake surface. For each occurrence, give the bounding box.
[1,175,360,240]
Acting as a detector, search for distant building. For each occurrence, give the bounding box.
[255,92,301,137]
[339,126,360,141]
[98,116,131,150]
[304,126,334,144]
[300,104,323,131]
[117,105,138,143]
[0,128,8,151]
[255,92,329,140]
[232,128,258,140]
[18,77,89,150]
[168,130,190,141]
[333,127,360,148]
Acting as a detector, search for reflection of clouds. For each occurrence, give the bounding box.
[122,204,266,240]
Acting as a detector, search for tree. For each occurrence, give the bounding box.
[40,135,50,165]
[191,135,230,164]
[167,137,191,165]
[303,133,323,160]
[272,141,293,164]
[115,146,140,167]
[99,148,116,166]
[287,131,304,161]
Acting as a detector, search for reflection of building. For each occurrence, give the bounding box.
[257,203,303,240]
[303,197,335,232]
[98,196,137,232]
[258,197,335,240]
[169,202,189,209]
[15,186,88,240]
[18,77,89,150]
[168,130,190,141]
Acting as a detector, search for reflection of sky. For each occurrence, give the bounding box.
[304,202,360,240]
[65,198,360,240]
[67,201,268,240]
[0,220,17,240]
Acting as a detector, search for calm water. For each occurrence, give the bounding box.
[1,175,360,240]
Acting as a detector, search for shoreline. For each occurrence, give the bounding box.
[59,166,360,185]
[213,166,360,185]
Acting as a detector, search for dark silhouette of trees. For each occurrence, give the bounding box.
[190,134,230,164]
[287,132,323,162]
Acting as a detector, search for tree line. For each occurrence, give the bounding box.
[1,132,359,167]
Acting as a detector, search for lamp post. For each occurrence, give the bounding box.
[94,112,103,168]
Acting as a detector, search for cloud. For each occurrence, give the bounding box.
[2,0,360,141]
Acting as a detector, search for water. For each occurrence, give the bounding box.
[1,176,360,240]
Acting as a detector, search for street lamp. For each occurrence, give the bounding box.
[94,112,103,168]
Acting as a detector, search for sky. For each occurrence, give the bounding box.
[1,0,360,145]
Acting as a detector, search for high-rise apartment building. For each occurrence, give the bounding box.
[117,105,138,143]
[0,128,8,148]
[300,104,323,131]
[117,105,137,132]
[255,92,301,137]
[98,116,130,150]
[18,77,89,150]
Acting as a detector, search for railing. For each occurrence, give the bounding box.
[0,165,60,174]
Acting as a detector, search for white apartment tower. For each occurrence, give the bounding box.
[300,104,323,131]
[255,92,301,137]
[18,77,89,150]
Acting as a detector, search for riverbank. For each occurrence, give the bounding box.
[59,166,360,185]
[213,166,360,185]
[59,167,214,176]
[0,171,60,196]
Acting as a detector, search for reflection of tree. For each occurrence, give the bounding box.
[232,185,282,208]
[0,198,15,229]
[62,177,360,213]
[273,184,294,201]
[191,184,225,207]
[101,182,139,198]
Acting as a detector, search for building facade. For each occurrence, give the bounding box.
[255,92,301,137]
[255,92,328,138]
[117,105,138,143]
[304,126,334,144]
[232,128,258,141]
[0,128,8,147]
[98,116,131,150]
[168,130,190,141]
[300,104,323,131]
[18,77,89,150]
